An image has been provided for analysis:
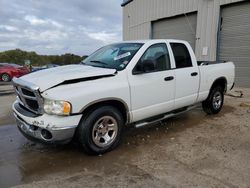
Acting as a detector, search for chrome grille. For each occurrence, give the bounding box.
[12,77,44,114]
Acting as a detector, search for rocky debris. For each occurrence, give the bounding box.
[239,102,250,108]
[226,90,243,98]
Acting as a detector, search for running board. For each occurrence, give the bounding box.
[135,105,197,128]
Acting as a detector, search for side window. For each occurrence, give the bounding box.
[134,43,171,73]
[170,43,192,69]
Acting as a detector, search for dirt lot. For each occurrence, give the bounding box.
[0,83,250,188]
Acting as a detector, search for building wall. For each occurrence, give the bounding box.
[122,0,245,61]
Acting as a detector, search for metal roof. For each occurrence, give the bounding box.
[121,0,133,7]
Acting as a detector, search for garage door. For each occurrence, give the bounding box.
[219,2,250,87]
[152,13,197,50]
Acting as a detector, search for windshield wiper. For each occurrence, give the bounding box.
[80,62,93,67]
[81,60,112,69]
[90,60,108,65]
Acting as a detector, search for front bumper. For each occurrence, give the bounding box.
[13,101,82,144]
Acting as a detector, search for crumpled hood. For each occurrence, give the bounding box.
[20,64,117,92]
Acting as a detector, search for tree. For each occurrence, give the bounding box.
[0,49,87,66]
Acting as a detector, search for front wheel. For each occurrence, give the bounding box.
[202,86,224,115]
[77,106,124,155]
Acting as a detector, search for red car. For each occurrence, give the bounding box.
[0,63,30,82]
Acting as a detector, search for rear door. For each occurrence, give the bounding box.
[152,13,197,51]
[170,42,199,109]
[219,2,250,87]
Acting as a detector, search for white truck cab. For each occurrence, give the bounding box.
[12,40,235,154]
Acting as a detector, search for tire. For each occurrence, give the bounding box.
[202,86,224,115]
[77,106,124,155]
[1,73,11,82]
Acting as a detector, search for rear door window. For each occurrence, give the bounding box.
[170,43,192,68]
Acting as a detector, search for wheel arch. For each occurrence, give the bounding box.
[210,77,227,94]
[79,98,130,124]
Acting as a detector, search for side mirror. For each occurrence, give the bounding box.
[132,59,156,75]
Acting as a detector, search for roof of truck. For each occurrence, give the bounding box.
[117,39,188,44]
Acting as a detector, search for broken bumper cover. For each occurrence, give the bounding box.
[12,101,82,144]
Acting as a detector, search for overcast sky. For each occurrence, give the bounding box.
[0,0,123,55]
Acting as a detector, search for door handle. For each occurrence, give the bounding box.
[191,72,198,76]
[164,76,174,81]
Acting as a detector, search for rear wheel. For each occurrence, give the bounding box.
[77,106,124,155]
[1,73,11,82]
[202,86,224,115]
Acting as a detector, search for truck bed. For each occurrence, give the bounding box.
[197,61,235,103]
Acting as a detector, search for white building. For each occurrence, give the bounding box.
[122,0,250,87]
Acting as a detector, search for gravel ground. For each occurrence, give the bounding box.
[0,84,250,188]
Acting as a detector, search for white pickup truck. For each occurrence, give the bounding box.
[12,40,235,154]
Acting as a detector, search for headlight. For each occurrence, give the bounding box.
[43,99,71,116]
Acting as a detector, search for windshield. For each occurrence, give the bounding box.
[81,43,143,70]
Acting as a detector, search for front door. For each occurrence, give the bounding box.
[128,43,175,122]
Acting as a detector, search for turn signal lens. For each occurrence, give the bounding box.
[62,101,71,115]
